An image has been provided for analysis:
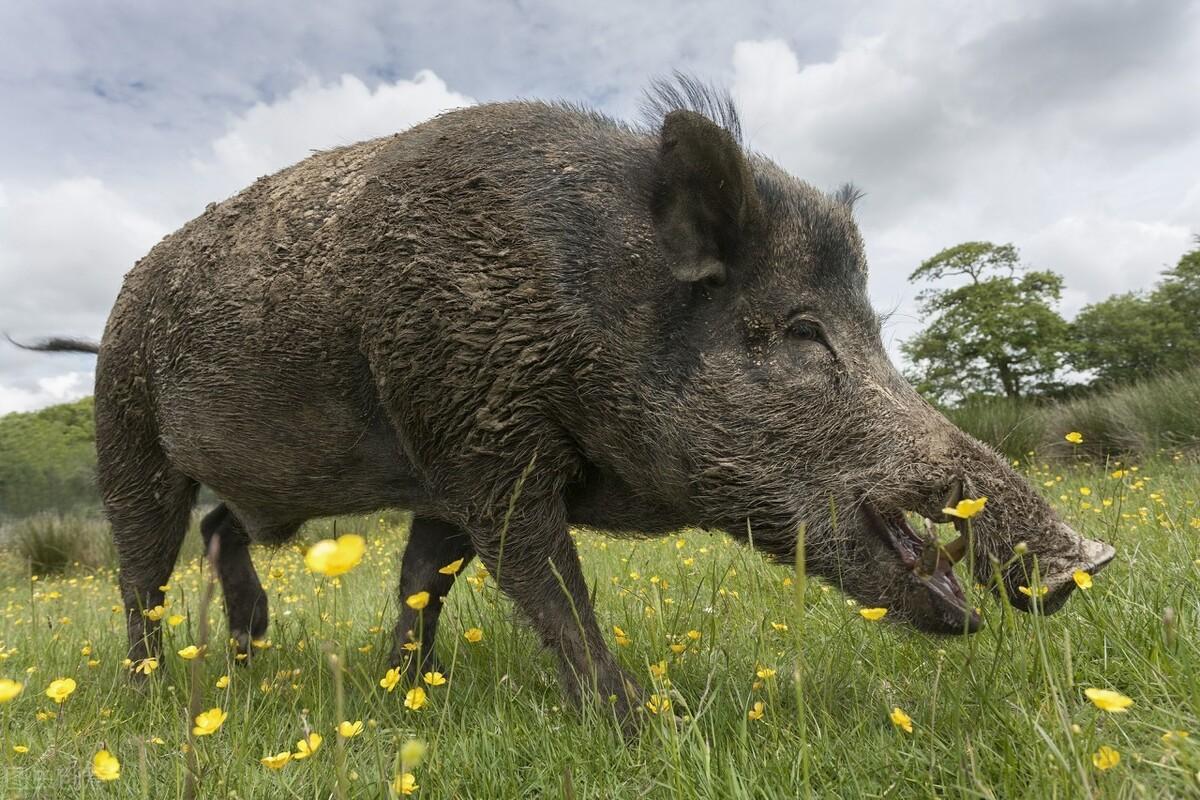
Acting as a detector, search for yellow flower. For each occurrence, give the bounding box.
[859,607,888,621]
[423,671,446,687]
[394,773,419,795]
[890,707,913,733]
[770,622,788,632]
[92,749,120,781]
[405,591,430,610]
[293,732,322,759]
[400,738,426,767]
[1065,431,1084,444]
[192,707,227,736]
[260,751,291,770]
[748,701,765,721]
[404,687,427,711]
[177,645,202,660]
[464,627,483,644]
[304,534,365,577]
[1079,486,1092,496]
[645,694,671,715]
[13,745,29,753]
[380,667,401,693]
[1162,730,1189,744]
[337,720,363,738]
[686,629,701,641]
[167,614,185,627]
[613,625,631,646]
[136,657,161,675]
[1073,570,1093,590]
[438,558,465,575]
[1092,745,1120,770]
[142,605,166,621]
[1085,688,1133,713]
[943,497,988,519]
[755,666,776,680]
[215,675,230,689]
[0,678,23,703]
[1018,585,1048,598]
[44,677,76,704]
[649,660,668,679]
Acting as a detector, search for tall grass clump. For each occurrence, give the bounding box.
[948,367,1200,460]
[1,511,114,574]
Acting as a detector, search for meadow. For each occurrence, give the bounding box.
[0,453,1198,798]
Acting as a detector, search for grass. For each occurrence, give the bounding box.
[947,367,1200,462]
[0,457,1198,798]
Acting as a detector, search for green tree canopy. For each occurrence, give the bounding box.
[901,242,1072,404]
[1070,238,1200,386]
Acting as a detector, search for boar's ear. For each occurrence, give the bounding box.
[652,110,761,286]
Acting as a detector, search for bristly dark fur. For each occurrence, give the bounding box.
[5,334,100,354]
[640,72,743,142]
[831,182,866,211]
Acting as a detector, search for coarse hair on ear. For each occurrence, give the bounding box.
[650,110,761,286]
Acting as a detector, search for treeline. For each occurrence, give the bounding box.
[902,237,1200,403]
[0,397,100,516]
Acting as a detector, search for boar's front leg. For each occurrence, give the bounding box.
[471,501,645,728]
[390,516,475,679]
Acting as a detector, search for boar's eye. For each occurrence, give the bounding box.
[786,318,825,344]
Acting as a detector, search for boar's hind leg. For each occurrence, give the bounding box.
[472,505,645,728]
[390,516,475,679]
[200,503,268,660]
[105,460,197,672]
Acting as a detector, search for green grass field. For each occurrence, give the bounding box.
[1,455,1198,798]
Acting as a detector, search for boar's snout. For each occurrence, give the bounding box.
[1002,523,1116,614]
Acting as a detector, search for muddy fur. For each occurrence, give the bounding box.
[43,78,1112,721]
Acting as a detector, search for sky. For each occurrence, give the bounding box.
[2,0,1197,413]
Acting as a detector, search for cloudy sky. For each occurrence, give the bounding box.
[2,0,1197,413]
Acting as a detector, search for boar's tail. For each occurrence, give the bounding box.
[5,333,100,355]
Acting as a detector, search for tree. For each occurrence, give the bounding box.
[901,242,1072,403]
[1070,238,1200,386]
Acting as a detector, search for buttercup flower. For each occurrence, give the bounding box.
[215,675,230,689]
[261,751,291,770]
[1065,431,1083,444]
[400,738,427,767]
[645,694,671,715]
[304,534,365,577]
[464,627,483,644]
[406,591,430,610]
[404,687,427,711]
[755,666,776,680]
[890,707,913,733]
[613,625,631,646]
[423,671,446,687]
[1073,571,1093,590]
[394,773,419,795]
[748,701,765,721]
[1092,745,1119,770]
[438,558,465,575]
[92,749,120,781]
[860,607,888,621]
[133,658,159,675]
[1018,585,1048,599]
[44,678,76,704]
[192,707,227,736]
[177,645,202,660]
[0,678,22,703]
[1085,688,1133,713]
[380,667,401,693]
[337,720,364,738]
[293,732,322,759]
[943,497,987,519]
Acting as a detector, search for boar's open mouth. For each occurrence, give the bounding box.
[862,501,982,635]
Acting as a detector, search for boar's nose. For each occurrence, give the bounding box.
[1014,524,1116,614]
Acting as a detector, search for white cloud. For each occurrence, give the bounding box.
[0,370,92,414]
[1,69,474,415]
[726,26,1200,355]
[196,71,474,201]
